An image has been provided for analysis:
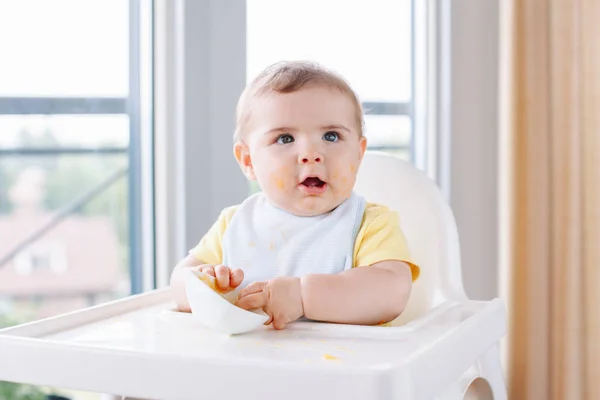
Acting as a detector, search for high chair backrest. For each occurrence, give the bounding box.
[354,151,468,324]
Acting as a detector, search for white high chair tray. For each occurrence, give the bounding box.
[0,289,505,400]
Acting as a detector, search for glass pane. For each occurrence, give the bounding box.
[364,115,411,160]
[0,0,128,97]
[247,0,412,103]
[0,156,130,322]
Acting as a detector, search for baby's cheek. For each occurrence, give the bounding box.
[342,164,358,196]
[338,175,354,198]
[270,167,291,190]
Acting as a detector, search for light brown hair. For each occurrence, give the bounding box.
[234,61,364,141]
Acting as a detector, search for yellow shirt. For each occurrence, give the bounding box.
[190,203,420,281]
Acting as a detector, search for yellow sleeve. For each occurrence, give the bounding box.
[353,203,420,281]
[188,206,239,265]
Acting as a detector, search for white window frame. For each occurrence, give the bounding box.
[412,0,451,196]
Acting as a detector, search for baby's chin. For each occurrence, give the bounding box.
[283,197,345,217]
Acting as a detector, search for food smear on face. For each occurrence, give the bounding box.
[275,177,284,190]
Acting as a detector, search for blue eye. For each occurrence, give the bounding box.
[276,134,294,144]
[323,131,339,142]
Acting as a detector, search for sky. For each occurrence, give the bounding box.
[0,0,411,148]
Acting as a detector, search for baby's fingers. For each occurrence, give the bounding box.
[230,268,244,289]
[236,291,268,311]
[239,281,266,299]
[199,265,216,277]
[214,265,232,292]
[272,315,290,331]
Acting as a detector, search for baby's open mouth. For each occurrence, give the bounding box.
[301,177,326,188]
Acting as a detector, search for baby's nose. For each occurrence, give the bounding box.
[298,153,322,164]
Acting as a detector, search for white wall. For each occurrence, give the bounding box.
[448,0,500,300]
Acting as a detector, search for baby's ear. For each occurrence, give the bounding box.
[358,136,367,160]
[233,141,256,180]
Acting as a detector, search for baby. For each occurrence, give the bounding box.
[170,61,420,330]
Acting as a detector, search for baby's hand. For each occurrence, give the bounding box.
[198,264,244,293]
[236,277,304,330]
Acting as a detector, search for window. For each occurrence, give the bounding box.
[0,0,154,398]
[247,0,413,161]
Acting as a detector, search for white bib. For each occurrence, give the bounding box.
[222,192,366,287]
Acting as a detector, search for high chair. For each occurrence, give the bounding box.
[0,151,506,400]
[354,151,507,398]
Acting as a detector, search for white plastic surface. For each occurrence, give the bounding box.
[184,269,268,334]
[0,152,507,400]
[0,289,505,400]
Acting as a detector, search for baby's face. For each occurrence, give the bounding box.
[235,86,367,216]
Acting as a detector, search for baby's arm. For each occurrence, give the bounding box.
[300,260,413,325]
[236,261,412,328]
[304,205,416,325]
